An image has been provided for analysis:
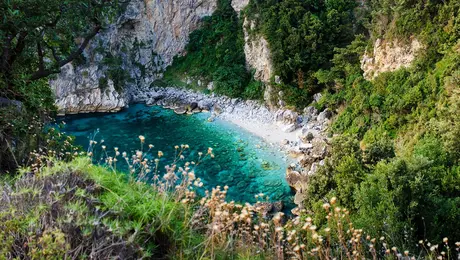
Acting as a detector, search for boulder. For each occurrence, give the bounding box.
[304,106,318,116]
[281,123,298,133]
[280,139,290,145]
[274,109,284,122]
[174,107,187,115]
[317,109,332,122]
[286,165,305,190]
[213,104,222,114]
[190,102,198,111]
[313,93,322,103]
[282,110,298,123]
[198,100,213,110]
[275,75,282,84]
[207,81,214,91]
[311,138,328,159]
[191,107,201,114]
[299,143,313,150]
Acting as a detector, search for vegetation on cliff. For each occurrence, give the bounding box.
[163,0,256,98]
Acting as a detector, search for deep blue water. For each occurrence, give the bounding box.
[59,104,294,207]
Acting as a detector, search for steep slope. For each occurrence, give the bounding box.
[51,0,217,115]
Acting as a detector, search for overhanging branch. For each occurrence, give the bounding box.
[29,24,102,81]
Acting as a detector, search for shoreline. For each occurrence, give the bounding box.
[221,116,300,146]
[128,86,307,147]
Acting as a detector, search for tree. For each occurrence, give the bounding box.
[0,0,117,92]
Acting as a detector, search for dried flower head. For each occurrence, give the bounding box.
[139,135,145,143]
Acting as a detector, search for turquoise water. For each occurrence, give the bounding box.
[59,104,294,207]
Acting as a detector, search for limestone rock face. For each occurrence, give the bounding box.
[231,0,249,13]
[51,0,217,114]
[243,18,273,83]
[52,64,126,115]
[242,17,275,108]
[361,38,423,80]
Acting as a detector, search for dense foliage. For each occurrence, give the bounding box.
[245,0,360,106]
[303,0,460,248]
[163,0,257,98]
[0,0,117,173]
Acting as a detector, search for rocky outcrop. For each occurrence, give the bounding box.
[52,64,126,115]
[243,18,273,83]
[361,38,423,80]
[231,0,249,13]
[51,0,217,114]
[242,15,275,108]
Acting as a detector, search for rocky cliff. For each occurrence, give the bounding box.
[52,0,217,115]
[361,37,423,80]
[231,0,249,14]
[51,0,277,115]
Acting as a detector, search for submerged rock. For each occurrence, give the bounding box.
[174,107,187,115]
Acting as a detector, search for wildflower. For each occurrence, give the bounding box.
[443,237,448,243]
[139,135,145,143]
[114,147,119,151]
[312,233,319,240]
[324,227,331,233]
[275,227,284,233]
[158,151,164,157]
[175,145,179,149]
[380,236,385,241]
[322,203,330,210]
[330,197,337,205]
[404,250,409,256]
[149,144,154,149]
[122,152,127,157]
[419,240,424,244]
[102,145,106,150]
[293,245,300,252]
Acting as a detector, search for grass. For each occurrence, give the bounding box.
[1,150,459,259]
[0,157,204,259]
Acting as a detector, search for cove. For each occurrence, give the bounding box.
[59,104,294,208]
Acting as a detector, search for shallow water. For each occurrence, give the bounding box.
[59,104,294,207]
